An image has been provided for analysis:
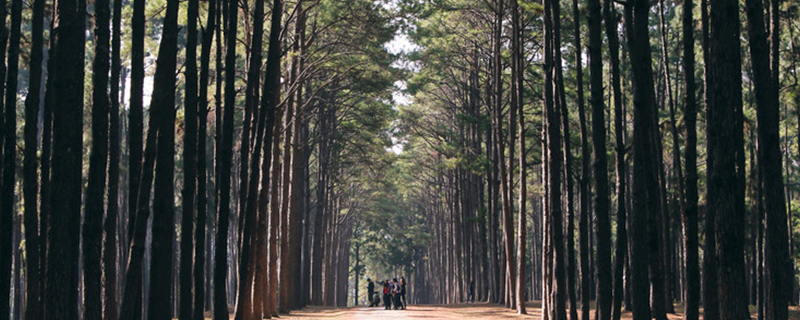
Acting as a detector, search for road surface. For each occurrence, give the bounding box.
[283,303,543,319]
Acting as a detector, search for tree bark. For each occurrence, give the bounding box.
[587,0,612,315]
[543,0,567,317]
[84,0,111,312]
[255,0,283,315]
[128,0,145,247]
[43,0,84,315]
[625,0,658,317]
[194,0,216,317]
[744,0,790,318]
[23,0,46,315]
[180,0,200,314]
[603,2,627,320]
[213,0,239,315]
[707,0,749,316]
[233,0,265,317]
[681,0,700,317]
[104,0,121,314]
[575,0,592,317]
[0,0,12,313]
[511,0,526,313]
[147,0,180,315]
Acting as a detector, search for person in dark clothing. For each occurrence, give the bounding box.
[467,280,475,303]
[367,278,380,307]
[399,277,407,309]
[382,279,392,309]
[392,278,402,310]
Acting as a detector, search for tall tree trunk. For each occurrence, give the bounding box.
[625,0,659,317]
[23,0,46,315]
[147,0,180,316]
[656,2,679,311]
[0,0,11,313]
[707,0,749,316]
[574,0,592,316]
[104,0,122,315]
[120,0,146,313]
[289,6,308,309]
[128,0,145,247]
[496,0,516,307]
[511,0,526,313]
[279,70,296,314]
[603,2,627,319]
[587,0,612,315]
[180,0,200,314]
[543,0,567,316]
[681,0,700,316]
[43,0,84,314]
[194,0,216,317]
[233,0,265,317]
[256,0,283,315]
[213,0,239,315]
[490,0,505,304]
[548,0,577,313]
[39,32,54,317]
[699,0,719,316]
[84,0,111,313]
[744,0,790,318]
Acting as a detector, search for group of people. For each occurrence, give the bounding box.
[366,277,407,310]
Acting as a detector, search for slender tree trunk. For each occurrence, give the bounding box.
[104,0,122,314]
[23,0,46,315]
[84,0,110,313]
[255,0,283,315]
[543,0,567,317]
[120,0,146,313]
[587,0,612,315]
[0,0,11,313]
[491,0,504,304]
[194,0,216,317]
[496,0,516,307]
[43,0,84,315]
[625,0,659,317]
[744,0,790,318]
[699,0,719,316]
[233,0,265,316]
[510,0,526,313]
[180,0,200,314]
[681,0,700,316]
[39,30,55,316]
[550,0,577,314]
[213,0,240,315]
[574,0,592,317]
[128,0,145,247]
[147,0,180,316]
[603,2,627,319]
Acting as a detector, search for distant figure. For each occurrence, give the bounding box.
[399,277,407,309]
[367,278,380,307]
[382,279,392,310]
[467,280,475,303]
[392,278,402,310]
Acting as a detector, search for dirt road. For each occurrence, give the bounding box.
[282,304,541,320]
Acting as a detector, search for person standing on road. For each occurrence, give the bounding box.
[466,280,475,303]
[399,277,407,309]
[382,279,392,309]
[392,278,402,310]
[367,278,379,307]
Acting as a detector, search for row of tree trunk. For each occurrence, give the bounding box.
[404,2,795,320]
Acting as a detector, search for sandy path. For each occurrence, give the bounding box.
[282,304,540,320]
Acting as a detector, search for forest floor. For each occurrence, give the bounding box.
[274,302,800,320]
